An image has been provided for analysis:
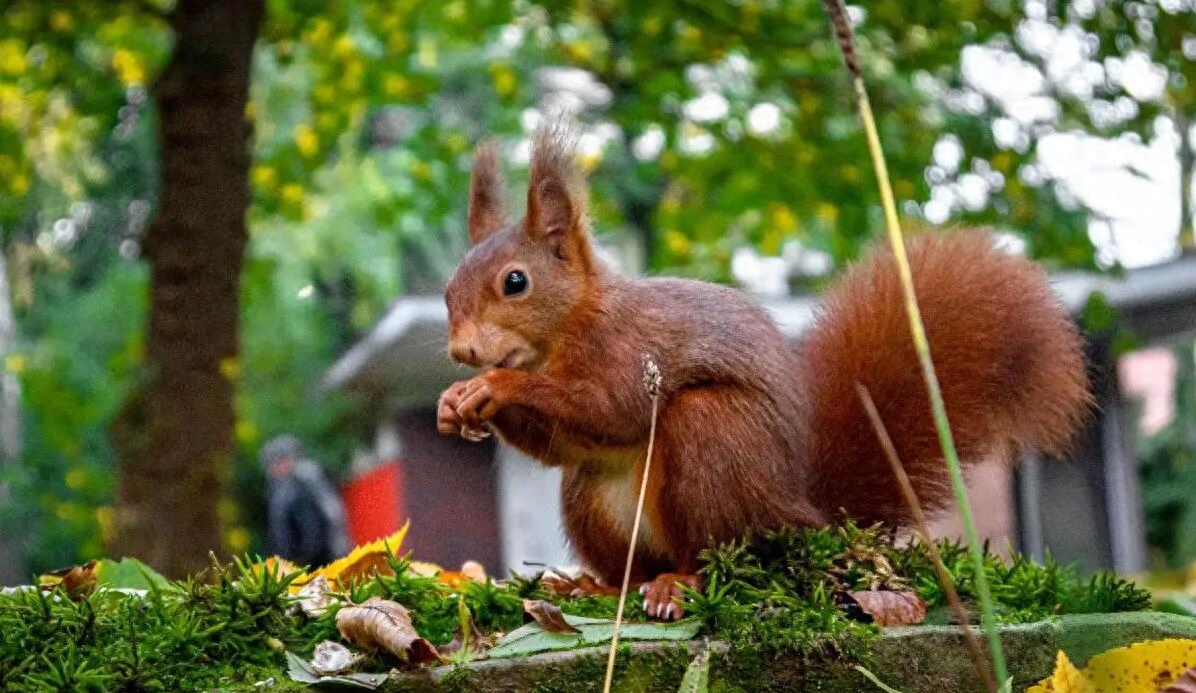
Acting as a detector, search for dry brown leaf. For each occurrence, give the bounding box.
[846,590,927,627]
[39,560,98,600]
[540,571,620,598]
[310,640,362,675]
[336,597,440,665]
[522,599,581,633]
[294,575,335,618]
[437,616,491,658]
[408,560,444,577]
[254,556,303,579]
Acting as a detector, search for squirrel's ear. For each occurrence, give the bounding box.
[525,120,589,252]
[468,139,507,245]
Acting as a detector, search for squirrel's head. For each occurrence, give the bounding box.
[444,121,598,372]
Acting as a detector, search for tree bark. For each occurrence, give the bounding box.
[110,0,264,576]
[0,245,26,585]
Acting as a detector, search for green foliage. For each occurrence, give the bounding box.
[0,525,1155,691]
[0,560,314,692]
[1140,341,1196,569]
[695,522,1151,653]
[2,0,1126,575]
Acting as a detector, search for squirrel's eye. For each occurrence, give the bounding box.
[503,269,528,297]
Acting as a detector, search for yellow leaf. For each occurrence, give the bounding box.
[664,229,690,257]
[1085,639,1196,691]
[225,527,251,554]
[385,75,411,98]
[281,183,304,205]
[64,468,86,490]
[111,48,144,85]
[50,11,73,32]
[5,354,26,374]
[1026,651,1089,693]
[293,123,319,158]
[299,522,410,588]
[1028,640,1196,692]
[251,165,276,190]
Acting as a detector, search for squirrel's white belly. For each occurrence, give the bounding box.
[592,466,664,557]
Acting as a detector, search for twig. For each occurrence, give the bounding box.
[602,356,663,693]
[819,0,1009,683]
[856,385,996,693]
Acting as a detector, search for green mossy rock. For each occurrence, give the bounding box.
[381,612,1196,693]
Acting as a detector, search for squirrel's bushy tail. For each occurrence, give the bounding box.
[800,231,1091,525]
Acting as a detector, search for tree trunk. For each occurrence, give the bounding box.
[1177,110,1195,255]
[0,245,25,585]
[110,0,264,576]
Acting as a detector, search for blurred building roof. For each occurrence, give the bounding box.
[324,252,1196,406]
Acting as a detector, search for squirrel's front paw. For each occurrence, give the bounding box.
[641,573,701,621]
[454,373,505,434]
[438,380,489,441]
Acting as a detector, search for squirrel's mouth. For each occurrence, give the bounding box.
[495,349,522,369]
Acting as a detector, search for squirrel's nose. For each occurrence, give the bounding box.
[450,343,481,367]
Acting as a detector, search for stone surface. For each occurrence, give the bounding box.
[381,612,1196,692]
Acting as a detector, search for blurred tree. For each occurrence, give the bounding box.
[107,0,265,576]
[1,0,1137,575]
[958,0,1193,260]
[532,0,1094,280]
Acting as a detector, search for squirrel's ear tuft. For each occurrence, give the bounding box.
[468,139,507,245]
[526,118,589,246]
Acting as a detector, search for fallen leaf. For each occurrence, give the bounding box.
[408,560,444,577]
[438,594,491,660]
[285,651,389,690]
[679,650,711,693]
[95,558,171,592]
[252,556,303,579]
[540,571,619,597]
[39,560,98,600]
[311,640,362,675]
[1164,667,1196,693]
[294,575,335,618]
[1026,639,1196,692]
[845,590,927,627]
[300,523,409,588]
[412,560,486,589]
[336,597,440,665]
[487,614,700,658]
[523,599,581,634]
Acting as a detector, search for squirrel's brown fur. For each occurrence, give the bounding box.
[437,122,1090,617]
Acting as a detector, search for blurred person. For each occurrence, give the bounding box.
[259,434,352,567]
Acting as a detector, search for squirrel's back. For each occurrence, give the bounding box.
[800,231,1091,524]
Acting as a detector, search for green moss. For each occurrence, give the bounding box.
[0,524,1158,692]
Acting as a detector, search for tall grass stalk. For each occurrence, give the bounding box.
[858,385,996,693]
[602,356,663,693]
[820,0,1008,683]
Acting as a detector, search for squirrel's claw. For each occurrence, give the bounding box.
[640,573,701,621]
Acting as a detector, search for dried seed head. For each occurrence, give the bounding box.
[641,355,662,398]
[821,0,861,79]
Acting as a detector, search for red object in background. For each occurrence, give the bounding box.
[341,461,405,546]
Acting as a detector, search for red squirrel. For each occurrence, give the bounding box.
[437,121,1090,619]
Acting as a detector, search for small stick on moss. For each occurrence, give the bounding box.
[602,355,663,693]
[857,384,996,693]
[820,0,1008,683]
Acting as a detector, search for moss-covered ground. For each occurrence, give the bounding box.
[0,523,1163,692]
